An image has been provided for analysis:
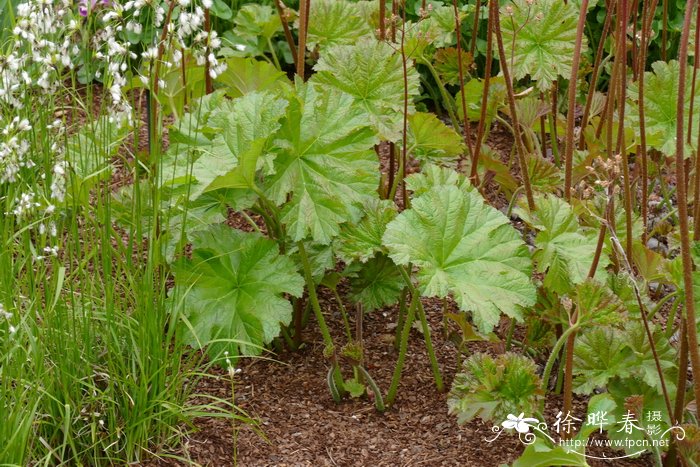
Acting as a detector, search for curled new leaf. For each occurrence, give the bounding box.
[448,352,543,425]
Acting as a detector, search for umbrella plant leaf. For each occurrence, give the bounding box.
[407,112,465,166]
[173,225,304,359]
[383,179,535,332]
[517,194,607,294]
[306,0,374,51]
[499,0,584,91]
[264,82,380,244]
[336,199,397,264]
[345,254,404,312]
[312,38,420,141]
[627,60,700,157]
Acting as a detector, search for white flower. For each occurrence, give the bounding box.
[0,303,11,320]
[202,0,212,8]
[502,413,539,434]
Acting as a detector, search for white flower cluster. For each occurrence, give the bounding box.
[0,117,33,183]
[0,303,16,335]
[129,0,226,83]
[0,0,74,107]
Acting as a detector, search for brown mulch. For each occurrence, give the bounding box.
[168,297,523,466]
[146,290,651,467]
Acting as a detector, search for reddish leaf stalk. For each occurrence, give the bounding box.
[276,0,298,70]
[691,5,700,241]
[579,0,615,150]
[469,0,481,57]
[637,0,660,244]
[379,0,386,40]
[492,0,535,210]
[675,0,700,420]
[453,0,474,175]
[469,0,495,184]
[563,0,589,202]
[616,0,633,259]
[296,0,311,78]
[204,9,213,95]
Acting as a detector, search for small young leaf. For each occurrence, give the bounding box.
[573,326,632,394]
[517,194,607,294]
[407,112,465,165]
[448,353,542,425]
[336,199,397,264]
[345,254,404,312]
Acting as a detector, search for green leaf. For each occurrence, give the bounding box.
[210,0,233,20]
[404,163,471,197]
[514,440,588,467]
[400,6,462,60]
[383,181,535,332]
[407,112,465,165]
[517,194,607,294]
[448,352,542,425]
[264,82,380,244]
[306,0,374,50]
[573,326,633,394]
[571,279,625,327]
[627,60,700,157]
[623,321,677,394]
[313,39,420,141]
[455,76,507,124]
[203,91,288,193]
[499,0,585,91]
[214,57,290,99]
[65,115,129,203]
[433,47,473,86]
[345,254,404,312]
[336,199,397,264]
[527,155,563,193]
[173,225,304,358]
[344,378,366,398]
[234,4,281,42]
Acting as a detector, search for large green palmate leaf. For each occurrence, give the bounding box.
[161,91,287,204]
[312,39,420,141]
[202,91,288,194]
[264,82,380,244]
[214,57,290,99]
[499,0,584,91]
[573,326,632,394]
[306,0,374,51]
[516,194,607,295]
[383,181,536,332]
[173,225,304,359]
[627,60,700,157]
